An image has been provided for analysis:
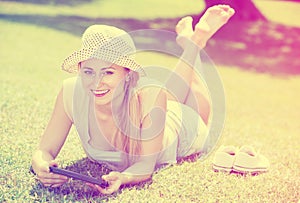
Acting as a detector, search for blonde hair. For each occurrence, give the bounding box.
[111,70,142,164]
[78,61,143,160]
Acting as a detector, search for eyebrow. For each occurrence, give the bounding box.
[101,67,116,71]
[81,66,116,71]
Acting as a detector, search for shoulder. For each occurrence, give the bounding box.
[135,77,167,118]
[62,77,77,122]
[136,76,165,98]
[63,77,77,88]
[62,77,78,99]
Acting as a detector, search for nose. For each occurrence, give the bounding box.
[92,73,105,89]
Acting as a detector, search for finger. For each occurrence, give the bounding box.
[49,160,59,167]
[38,171,68,180]
[87,184,109,194]
[86,183,97,189]
[51,183,65,188]
[43,183,53,187]
[49,173,68,180]
[43,182,62,188]
[102,172,119,181]
[40,177,69,185]
[36,171,50,179]
[40,178,68,184]
[97,179,121,195]
[110,179,122,192]
[103,175,118,182]
[38,173,68,185]
[95,184,114,195]
[44,183,63,188]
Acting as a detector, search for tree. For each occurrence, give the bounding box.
[193,0,266,25]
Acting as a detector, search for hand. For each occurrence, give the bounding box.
[87,171,123,195]
[32,159,68,188]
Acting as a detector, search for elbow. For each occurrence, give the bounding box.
[143,173,152,181]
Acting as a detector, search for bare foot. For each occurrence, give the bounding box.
[175,16,194,49]
[192,4,235,48]
[175,5,235,49]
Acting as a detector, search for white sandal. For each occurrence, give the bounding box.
[212,145,237,172]
[233,145,270,174]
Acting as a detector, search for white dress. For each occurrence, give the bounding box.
[62,76,208,174]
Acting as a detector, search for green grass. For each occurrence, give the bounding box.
[1,3,300,202]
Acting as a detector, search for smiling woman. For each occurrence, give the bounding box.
[31,5,235,195]
[79,60,130,104]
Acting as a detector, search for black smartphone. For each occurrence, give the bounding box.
[49,166,108,188]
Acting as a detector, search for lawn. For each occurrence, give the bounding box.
[1,1,300,202]
[0,0,204,19]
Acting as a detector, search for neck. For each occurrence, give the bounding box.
[94,103,112,117]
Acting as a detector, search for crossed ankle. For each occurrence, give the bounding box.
[176,35,205,50]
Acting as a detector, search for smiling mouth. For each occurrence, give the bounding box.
[91,89,110,97]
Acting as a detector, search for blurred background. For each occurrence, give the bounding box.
[1,0,300,74]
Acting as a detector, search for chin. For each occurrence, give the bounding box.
[94,97,112,106]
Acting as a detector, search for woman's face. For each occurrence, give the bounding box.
[80,58,130,106]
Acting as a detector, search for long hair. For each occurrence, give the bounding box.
[78,61,143,165]
[111,70,142,165]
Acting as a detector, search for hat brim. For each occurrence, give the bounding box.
[62,48,145,75]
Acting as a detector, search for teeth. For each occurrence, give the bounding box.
[92,89,109,95]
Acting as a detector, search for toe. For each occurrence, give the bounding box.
[181,16,193,28]
[176,16,193,34]
[177,16,193,27]
[219,4,231,10]
[228,8,235,16]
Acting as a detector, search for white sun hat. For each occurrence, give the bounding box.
[62,24,144,75]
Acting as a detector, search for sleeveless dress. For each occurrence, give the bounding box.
[62,76,208,174]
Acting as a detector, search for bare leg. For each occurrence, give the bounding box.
[166,5,235,124]
[165,16,199,104]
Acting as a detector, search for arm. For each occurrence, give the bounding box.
[122,86,167,178]
[96,87,167,194]
[31,88,72,187]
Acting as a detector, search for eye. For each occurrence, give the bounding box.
[83,69,95,76]
[103,71,114,75]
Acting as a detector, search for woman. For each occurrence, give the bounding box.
[31,5,235,194]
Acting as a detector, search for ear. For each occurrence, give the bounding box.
[125,70,132,82]
[77,62,81,72]
[125,74,131,82]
